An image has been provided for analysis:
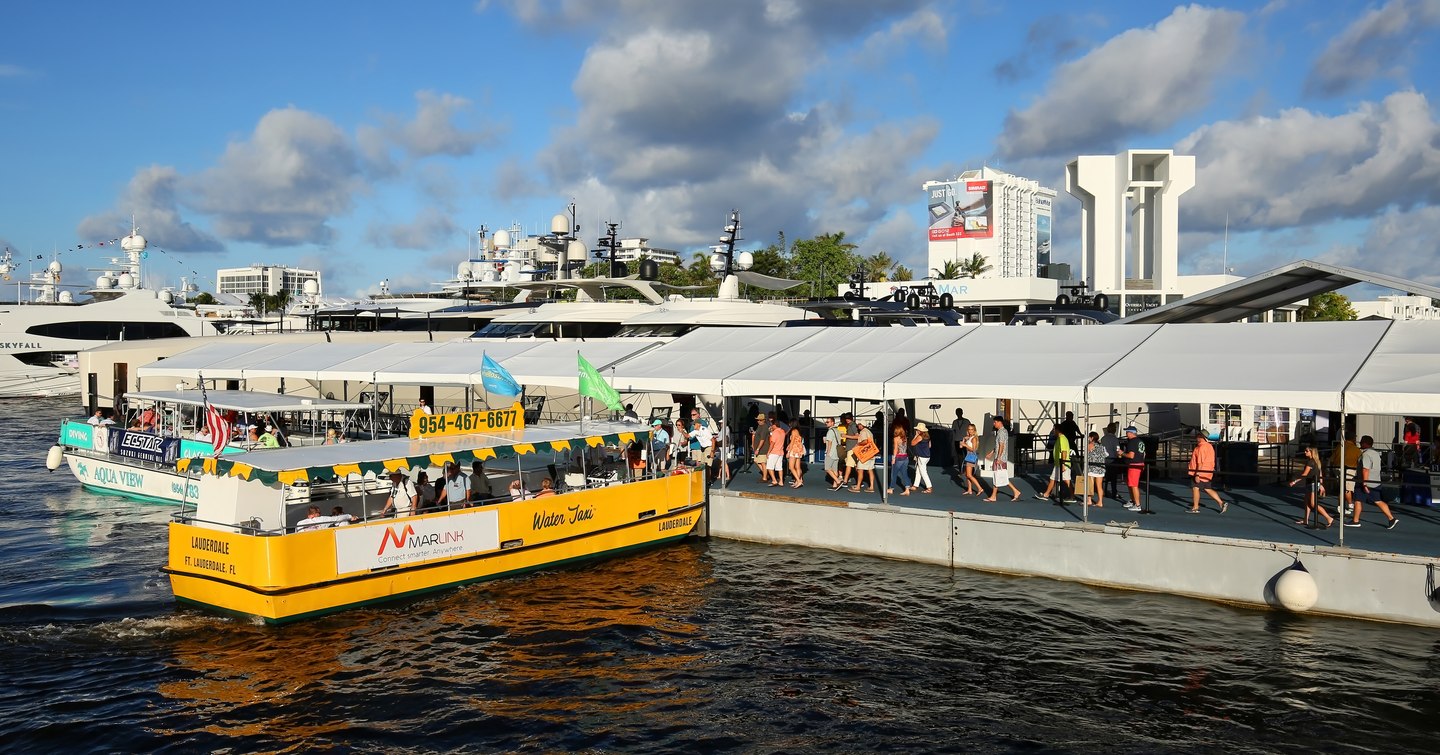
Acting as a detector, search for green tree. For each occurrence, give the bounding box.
[865,252,895,282]
[191,291,216,305]
[892,265,914,282]
[268,289,292,315]
[247,292,268,317]
[1300,291,1357,321]
[789,231,861,296]
[931,260,964,280]
[960,252,991,279]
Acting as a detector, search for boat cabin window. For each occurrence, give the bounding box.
[26,320,192,340]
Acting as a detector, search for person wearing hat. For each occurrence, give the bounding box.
[434,461,470,510]
[983,416,1021,501]
[649,418,670,476]
[382,469,418,517]
[909,422,933,494]
[1121,426,1146,512]
[821,416,842,489]
[1186,432,1228,514]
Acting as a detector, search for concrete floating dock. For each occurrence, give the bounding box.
[708,470,1440,627]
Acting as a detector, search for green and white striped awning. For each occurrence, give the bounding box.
[176,420,648,486]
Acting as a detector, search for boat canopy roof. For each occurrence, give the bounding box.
[125,389,374,413]
[176,420,650,486]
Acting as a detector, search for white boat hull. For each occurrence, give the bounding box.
[64,451,197,503]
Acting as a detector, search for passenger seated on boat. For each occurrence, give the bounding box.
[534,478,557,498]
[247,426,281,449]
[329,506,355,527]
[509,479,532,501]
[414,470,437,511]
[382,470,418,517]
[470,461,495,505]
[294,505,328,531]
[324,429,340,445]
[87,409,115,426]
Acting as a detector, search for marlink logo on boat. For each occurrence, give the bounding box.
[376,524,466,563]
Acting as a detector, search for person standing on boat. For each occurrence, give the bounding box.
[1289,444,1334,528]
[1035,426,1074,503]
[1186,433,1227,514]
[672,418,690,469]
[435,462,470,510]
[786,424,806,489]
[382,470,418,517]
[849,421,877,493]
[886,427,911,496]
[983,416,1021,502]
[768,415,789,487]
[690,408,715,469]
[649,419,670,477]
[1354,436,1399,529]
[418,398,433,415]
[469,461,494,505]
[87,409,115,426]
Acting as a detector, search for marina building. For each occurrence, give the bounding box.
[216,264,323,298]
[923,167,1056,280]
[1352,294,1440,321]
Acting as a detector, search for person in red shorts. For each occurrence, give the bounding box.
[1122,426,1146,512]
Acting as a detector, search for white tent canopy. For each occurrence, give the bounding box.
[1086,321,1390,411]
[722,328,972,399]
[1341,320,1440,415]
[608,327,820,395]
[885,324,1162,404]
[135,320,1440,417]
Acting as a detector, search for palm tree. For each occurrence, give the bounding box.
[931,260,964,280]
[247,292,268,317]
[960,252,991,279]
[269,289,292,315]
[866,252,895,282]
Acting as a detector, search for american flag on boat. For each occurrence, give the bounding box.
[198,375,230,456]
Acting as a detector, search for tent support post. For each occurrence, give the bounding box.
[881,388,890,507]
[1338,405,1346,547]
[1082,401,1090,524]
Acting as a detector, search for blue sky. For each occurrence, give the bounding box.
[2,1,1438,297]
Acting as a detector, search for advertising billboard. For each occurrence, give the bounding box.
[927,180,994,241]
[1035,195,1052,266]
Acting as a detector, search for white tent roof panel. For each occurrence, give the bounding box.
[609,327,822,395]
[1086,321,1390,410]
[241,342,395,380]
[136,341,276,379]
[722,327,972,399]
[886,324,1162,403]
[1341,320,1440,415]
[491,339,665,390]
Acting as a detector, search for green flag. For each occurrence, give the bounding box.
[578,352,623,412]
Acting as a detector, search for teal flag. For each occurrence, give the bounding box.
[578,353,623,412]
[480,352,521,398]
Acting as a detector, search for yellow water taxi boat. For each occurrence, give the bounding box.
[163,407,705,623]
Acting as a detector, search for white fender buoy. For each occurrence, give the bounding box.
[45,445,65,471]
[1274,566,1318,612]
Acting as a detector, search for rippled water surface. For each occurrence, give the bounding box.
[3,399,1439,753]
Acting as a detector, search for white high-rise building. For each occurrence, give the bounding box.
[216,264,322,298]
[1065,150,1196,314]
[923,166,1056,279]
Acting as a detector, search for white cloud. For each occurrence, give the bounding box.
[77,165,223,253]
[517,1,939,253]
[1327,205,1440,286]
[1305,0,1440,97]
[366,207,461,250]
[997,5,1245,159]
[1177,91,1440,232]
[856,7,946,63]
[186,107,362,246]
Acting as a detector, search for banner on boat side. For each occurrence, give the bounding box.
[334,509,501,574]
[409,403,524,439]
[107,430,180,464]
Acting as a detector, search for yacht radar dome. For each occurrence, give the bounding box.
[96,275,114,288]
[58,291,74,303]
[159,290,174,304]
[493,229,512,249]
[117,272,136,289]
[737,251,754,271]
[550,213,570,236]
[303,279,320,296]
[48,259,63,274]
[121,233,147,254]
